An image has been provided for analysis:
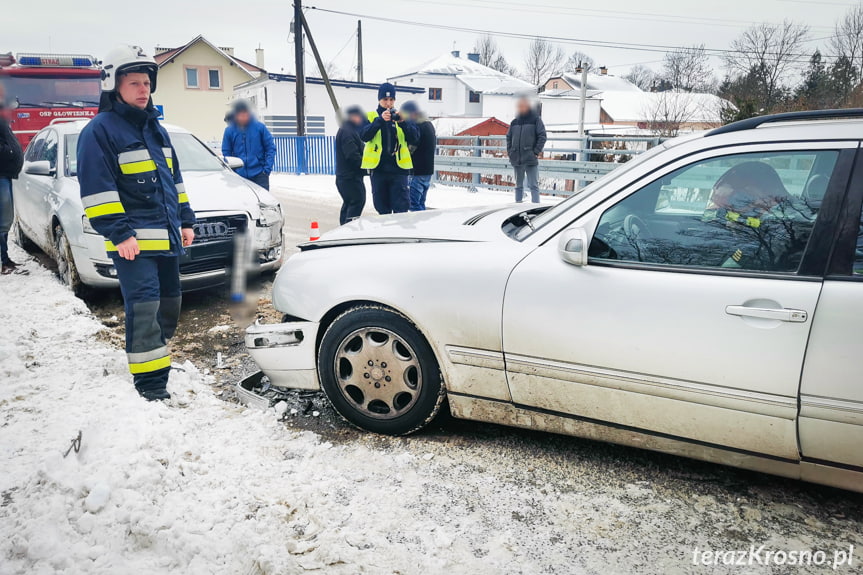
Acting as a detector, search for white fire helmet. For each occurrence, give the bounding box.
[100,45,158,93]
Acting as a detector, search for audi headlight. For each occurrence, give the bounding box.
[82,215,97,234]
[258,204,282,227]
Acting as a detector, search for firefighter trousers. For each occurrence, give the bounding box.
[113,255,182,394]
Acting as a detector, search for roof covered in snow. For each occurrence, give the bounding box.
[431,116,494,136]
[559,72,642,93]
[599,90,728,123]
[390,53,533,95]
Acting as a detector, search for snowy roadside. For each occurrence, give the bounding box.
[269,173,562,213]
[2,224,863,573]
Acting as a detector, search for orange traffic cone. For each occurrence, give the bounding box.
[309,221,320,241]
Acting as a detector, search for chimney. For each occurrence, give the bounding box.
[599,66,608,76]
[255,47,265,71]
[451,50,460,58]
[220,46,235,56]
[467,52,480,63]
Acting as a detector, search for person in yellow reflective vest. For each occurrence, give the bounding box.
[359,83,420,214]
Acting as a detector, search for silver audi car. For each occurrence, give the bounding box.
[14,119,283,293]
[245,110,863,493]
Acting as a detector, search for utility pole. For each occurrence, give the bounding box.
[356,20,364,83]
[576,63,589,191]
[293,0,305,137]
[577,63,588,143]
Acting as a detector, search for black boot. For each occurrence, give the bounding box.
[138,388,171,402]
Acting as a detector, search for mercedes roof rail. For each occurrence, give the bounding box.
[707,108,863,137]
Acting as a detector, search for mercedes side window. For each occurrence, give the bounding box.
[589,150,840,274]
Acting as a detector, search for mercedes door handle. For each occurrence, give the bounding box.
[725,305,808,323]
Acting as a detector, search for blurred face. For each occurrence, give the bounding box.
[234,109,251,127]
[349,113,364,126]
[117,72,151,110]
[516,98,531,116]
[379,97,395,109]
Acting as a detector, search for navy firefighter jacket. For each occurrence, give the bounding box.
[77,98,196,258]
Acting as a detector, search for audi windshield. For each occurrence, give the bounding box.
[66,131,226,176]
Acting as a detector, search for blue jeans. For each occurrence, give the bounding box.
[247,172,270,190]
[0,177,13,264]
[514,165,540,203]
[409,174,432,211]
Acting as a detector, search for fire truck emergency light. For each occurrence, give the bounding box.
[15,53,96,68]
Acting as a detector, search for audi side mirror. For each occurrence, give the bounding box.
[24,160,55,177]
[224,156,244,170]
[558,227,589,267]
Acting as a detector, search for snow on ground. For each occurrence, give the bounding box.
[2,193,862,574]
[270,173,562,212]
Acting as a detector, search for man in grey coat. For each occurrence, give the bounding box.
[506,96,547,203]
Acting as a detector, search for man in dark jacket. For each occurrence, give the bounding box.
[0,81,24,275]
[78,45,196,401]
[401,101,436,211]
[222,100,276,190]
[335,106,367,225]
[506,96,547,203]
[360,83,420,214]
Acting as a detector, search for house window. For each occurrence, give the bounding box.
[208,69,222,89]
[185,67,199,89]
[469,91,481,103]
[553,81,559,89]
[428,88,442,101]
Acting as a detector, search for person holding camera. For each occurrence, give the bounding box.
[360,83,419,215]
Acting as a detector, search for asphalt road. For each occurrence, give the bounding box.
[59,179,863,574]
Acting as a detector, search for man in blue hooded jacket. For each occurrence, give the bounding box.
[222,100,276,190]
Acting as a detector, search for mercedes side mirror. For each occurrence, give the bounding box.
[224,156,244,170]
[558,227,589,267]
[24,160,55,177]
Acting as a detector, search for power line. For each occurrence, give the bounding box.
[412,0,835,32]
[307,6,845,63]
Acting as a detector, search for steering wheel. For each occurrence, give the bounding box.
[623,214,652,240]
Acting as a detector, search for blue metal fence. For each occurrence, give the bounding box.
[273,136,336,174]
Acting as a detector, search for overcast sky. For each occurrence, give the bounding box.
[4,0,857,83]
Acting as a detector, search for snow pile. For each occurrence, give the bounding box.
[1,243,583,574]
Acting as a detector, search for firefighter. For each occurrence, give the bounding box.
[77,45,196,401]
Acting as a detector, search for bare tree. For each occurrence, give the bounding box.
[663,44,715,92]
[523,38,565,86]
[724,20,810,110]
[641,92,717,137]
[830,3,863,84]
[564,51,595,73]
[473,35,515,75]
[624,64,658,91]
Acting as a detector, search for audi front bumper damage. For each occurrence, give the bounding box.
[242,321,321,393]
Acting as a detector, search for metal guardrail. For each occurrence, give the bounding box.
[434,155,618,182]
[434,134,661,197]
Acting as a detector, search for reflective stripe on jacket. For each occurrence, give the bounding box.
[77,99,196,258]
[361,110,413,170]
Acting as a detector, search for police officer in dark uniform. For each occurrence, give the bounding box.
[78,45,196,401]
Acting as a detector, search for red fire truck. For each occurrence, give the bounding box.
[0,52,101,149]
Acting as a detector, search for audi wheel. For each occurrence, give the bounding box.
[54,224,87,298]
[318,305,446,436]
